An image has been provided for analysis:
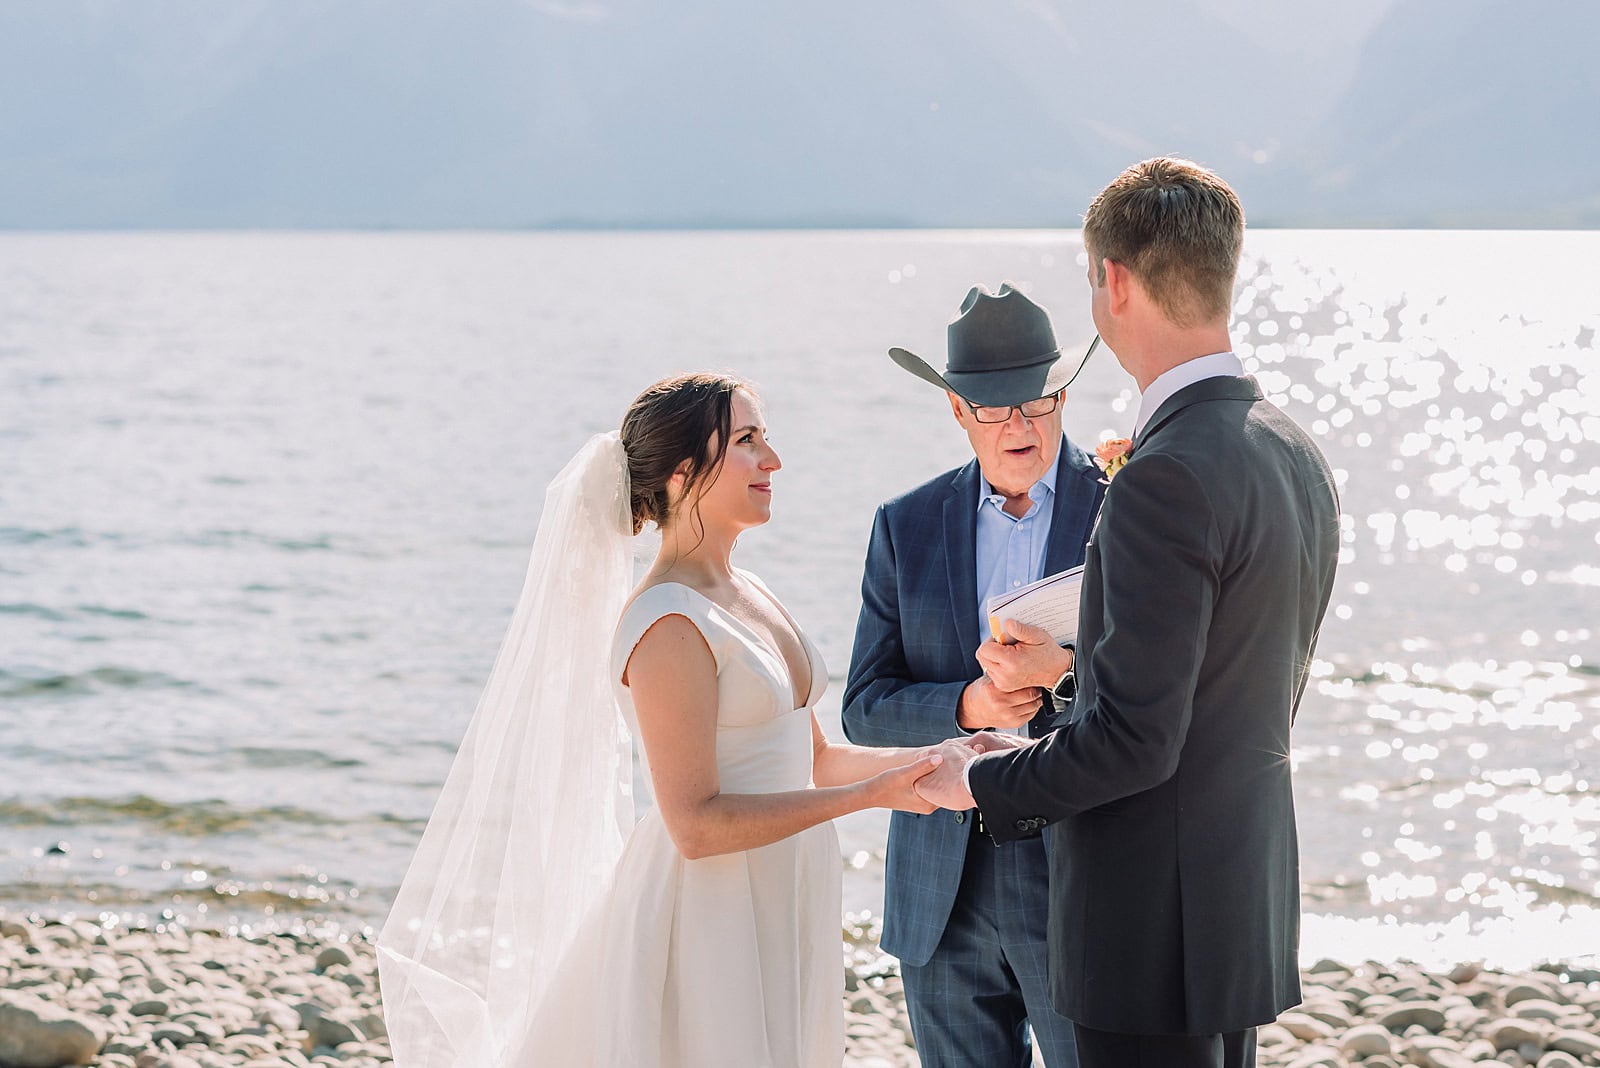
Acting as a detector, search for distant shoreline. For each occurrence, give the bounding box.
[2,222,1597,235]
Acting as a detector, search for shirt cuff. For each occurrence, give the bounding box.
[962,750,999,796]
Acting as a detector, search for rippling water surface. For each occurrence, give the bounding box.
[2,230,1596,968]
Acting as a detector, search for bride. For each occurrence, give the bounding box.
[378,372,954,1067]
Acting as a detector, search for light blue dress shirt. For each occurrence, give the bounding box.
[974,447,1062,649]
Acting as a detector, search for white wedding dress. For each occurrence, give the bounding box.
[512,575,845,1067]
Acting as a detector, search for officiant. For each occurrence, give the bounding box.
[842,283,1106,1068]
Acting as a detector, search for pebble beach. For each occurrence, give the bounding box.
[3,909,1598,1068]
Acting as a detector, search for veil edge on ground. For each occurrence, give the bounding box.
[377,431,635,1067]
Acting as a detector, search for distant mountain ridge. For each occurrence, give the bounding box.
[0,0,1593,228]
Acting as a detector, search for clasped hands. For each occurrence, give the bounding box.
[890,619,1071,813]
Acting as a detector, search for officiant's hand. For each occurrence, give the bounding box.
[956,674,1044,730]
[976,621,1073,693]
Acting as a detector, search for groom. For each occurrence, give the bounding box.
[843,283,1104,1067]
[916,158,1341,1068]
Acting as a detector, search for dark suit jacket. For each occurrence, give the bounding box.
[842,438,1106,966]
[969,376,1340,1035]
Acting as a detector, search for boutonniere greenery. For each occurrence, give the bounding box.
[1093,438,1132,483]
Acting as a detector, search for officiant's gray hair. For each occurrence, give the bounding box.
[621,371,750,536]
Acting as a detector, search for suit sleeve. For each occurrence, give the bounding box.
[841,505,969,748]
[970,452,1220,842]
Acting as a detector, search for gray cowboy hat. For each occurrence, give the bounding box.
[889,282,1096,408]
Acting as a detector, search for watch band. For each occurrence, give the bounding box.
[1051,642,1076,701]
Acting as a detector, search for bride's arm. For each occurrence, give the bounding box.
[628,614,944,861]
[809,717,954,789]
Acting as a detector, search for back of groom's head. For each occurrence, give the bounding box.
[1082,157,1244,330]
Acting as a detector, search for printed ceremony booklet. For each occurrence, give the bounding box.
[986,564,1085,646]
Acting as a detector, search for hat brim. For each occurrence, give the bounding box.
[888,344,1092,408]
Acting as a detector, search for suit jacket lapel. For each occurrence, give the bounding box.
[1044,436,1105,575]
[942,460,983,661]
[1134,374,1264,453]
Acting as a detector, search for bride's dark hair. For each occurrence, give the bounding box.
[621,372,749,536]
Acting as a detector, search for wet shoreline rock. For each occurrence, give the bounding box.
[3,911,1597,1067]
[1256,959,1600,1068]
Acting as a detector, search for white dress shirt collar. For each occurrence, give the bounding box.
[1132,351,1245,439]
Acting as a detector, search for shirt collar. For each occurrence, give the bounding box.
[1133,351,1245,439]
[977,439,1062,514]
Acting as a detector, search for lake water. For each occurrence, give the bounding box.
[2,229,1596,970]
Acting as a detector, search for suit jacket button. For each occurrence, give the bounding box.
[1014,819,1029,832]
[954,812,966,824]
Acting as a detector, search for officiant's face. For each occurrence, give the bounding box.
[948,390,1063,498]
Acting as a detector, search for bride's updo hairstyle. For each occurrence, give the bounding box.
[621,372,748,536]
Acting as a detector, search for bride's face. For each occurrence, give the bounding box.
[676,389,781,534]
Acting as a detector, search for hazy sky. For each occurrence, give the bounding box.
[1,0,1593,228]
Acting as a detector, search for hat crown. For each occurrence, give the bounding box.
[886,280,1082,408]
[946,283,1059,374]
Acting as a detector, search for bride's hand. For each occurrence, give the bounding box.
[864,750,945,814]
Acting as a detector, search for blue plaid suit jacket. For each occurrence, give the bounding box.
[842,438,1106,966]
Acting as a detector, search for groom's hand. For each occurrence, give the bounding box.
[975,621,1073,693]
[912,742,977,811]
[962,730,1034,755]
[956,674,1044,730]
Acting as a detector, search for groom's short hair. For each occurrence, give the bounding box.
[1082,157,1244,328]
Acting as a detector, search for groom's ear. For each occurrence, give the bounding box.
[1103,258,1136,316]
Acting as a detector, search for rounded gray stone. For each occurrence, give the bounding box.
[1277,1011,1335,1042]
[1505,982,1560,1007]
[1283,1046,1345,1068]
[1401,1035,1472,1068]
[1535,1053,1581,1068]
[1510,998,1564,1022]
[1548,1029,1600,1057]
[313,947,353,973]
[1379,1001,1448,1033]
[0,993,108,1068]
[310,1016,362,1049]
[253,999,301,1032]
[150,1022,198,1046]
[1487,1017,1544,1051]
[1339,1023,1395,1057]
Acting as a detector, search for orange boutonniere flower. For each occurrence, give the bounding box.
[1094,438,1132,483]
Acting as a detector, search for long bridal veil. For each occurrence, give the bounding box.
[377,431,635,1067]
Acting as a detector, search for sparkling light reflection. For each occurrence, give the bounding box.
[1238,232,1599,969]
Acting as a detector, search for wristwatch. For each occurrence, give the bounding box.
[1050,643,1076,702]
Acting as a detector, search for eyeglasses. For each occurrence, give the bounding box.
[967,392,1062,423]
[964,335,1101,424]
